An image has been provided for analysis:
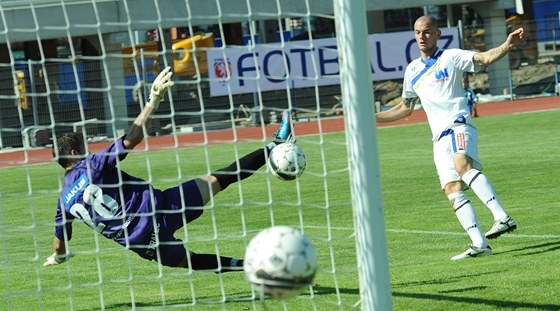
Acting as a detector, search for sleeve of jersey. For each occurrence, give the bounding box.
[401,66,417,99]
[88,136,129,171]
[451,49,480,72]
[54,202,73,241]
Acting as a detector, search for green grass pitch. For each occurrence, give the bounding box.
[1,109,559,310]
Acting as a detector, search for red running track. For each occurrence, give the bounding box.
[1,96,558,168]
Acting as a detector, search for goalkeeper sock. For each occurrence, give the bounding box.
[213,144,274,190]
[189,253,244,273]
[462,169,508,221]
[449,191,487,247]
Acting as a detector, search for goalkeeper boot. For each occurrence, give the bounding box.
[451,245,492,261]
[485,216,517,239]
[273,110,294,143]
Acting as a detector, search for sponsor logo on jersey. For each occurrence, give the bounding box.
[64,174,89,207]
[434,68,449,82]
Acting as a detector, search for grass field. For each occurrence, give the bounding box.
[1,109,559,310]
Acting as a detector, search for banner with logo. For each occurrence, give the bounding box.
[208,27,459,97]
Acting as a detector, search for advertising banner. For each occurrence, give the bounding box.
[208,27,458,97]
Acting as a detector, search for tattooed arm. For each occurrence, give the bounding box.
[376,97,419,123]
[473,28,525,66]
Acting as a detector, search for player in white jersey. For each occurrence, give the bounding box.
[376,15,522,260]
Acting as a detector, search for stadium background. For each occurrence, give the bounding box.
[0,0,559,150]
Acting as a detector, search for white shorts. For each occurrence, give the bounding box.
[433,124,483,189]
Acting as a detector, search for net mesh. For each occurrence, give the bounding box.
[0,1,361,309]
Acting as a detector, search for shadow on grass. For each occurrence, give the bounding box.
[393,291,560,310]
[312,284,360,296]
[438,286,487,294]
[392,271,499,289]
[91,290,322,310]
[497,241,560,256]
[97,296,254,310]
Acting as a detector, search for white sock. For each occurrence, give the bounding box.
[448,192,487,248]
[462,169,508,221]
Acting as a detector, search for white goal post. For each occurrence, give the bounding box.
[334,1,392,310]
[0,0,391,309]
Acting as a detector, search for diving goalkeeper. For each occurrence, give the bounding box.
[45,67,293,271]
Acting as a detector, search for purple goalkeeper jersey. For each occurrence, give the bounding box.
[54,136,160,249]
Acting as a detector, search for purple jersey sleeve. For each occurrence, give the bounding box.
[54,198,74,241]
[55,136,159,248]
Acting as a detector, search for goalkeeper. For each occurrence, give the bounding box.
[45,67,294,271]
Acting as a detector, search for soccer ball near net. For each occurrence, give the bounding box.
[243,226,317,299]
[267,143,306,181]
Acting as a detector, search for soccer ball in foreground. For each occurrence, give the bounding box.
[244,226,317,299]
[267,142,306,181]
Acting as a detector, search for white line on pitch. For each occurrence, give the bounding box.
[304,226,560,239]
[387,228,560,239]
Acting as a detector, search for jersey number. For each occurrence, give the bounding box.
[69,184,119,232]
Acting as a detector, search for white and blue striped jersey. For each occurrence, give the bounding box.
[402,48,481,140]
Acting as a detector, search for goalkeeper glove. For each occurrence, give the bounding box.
[43,252,75,267]
[146,66,175,111]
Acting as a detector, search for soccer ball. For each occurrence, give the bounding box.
[244,226,317,299]
[267,143,306,181]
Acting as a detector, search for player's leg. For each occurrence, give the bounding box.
[154,238,243,272]
[446,183,492,260]
[178,251,244,273]
[462,165,517,239]
[160,110,293,224]
[452,127,516,239]
[158,111,295,267]
[200,110,294,201]
[434,135,491,260]
[210,146,272,194]
[150,211,244,272]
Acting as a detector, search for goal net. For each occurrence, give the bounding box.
[0,0,389,309]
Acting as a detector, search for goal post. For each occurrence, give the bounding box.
[334,0,393,309]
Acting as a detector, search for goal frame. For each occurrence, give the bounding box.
[334,0,392,309]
